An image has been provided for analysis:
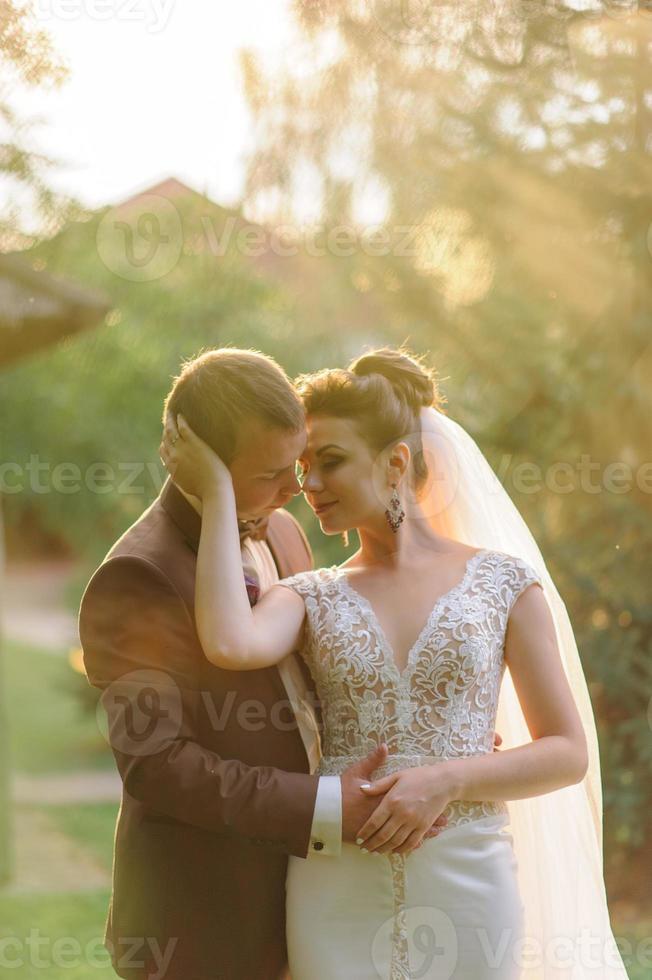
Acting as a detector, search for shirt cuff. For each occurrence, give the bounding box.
[308,776,342,857]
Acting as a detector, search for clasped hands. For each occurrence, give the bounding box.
[342,734,502,858]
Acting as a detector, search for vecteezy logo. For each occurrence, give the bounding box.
[371,904,458,978]
[96,194,183,282]
[97,669,183,757]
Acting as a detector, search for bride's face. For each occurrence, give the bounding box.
[299,415,389,533]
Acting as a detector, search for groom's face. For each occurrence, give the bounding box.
[228,416,306,520]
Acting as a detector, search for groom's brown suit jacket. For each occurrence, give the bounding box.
[79,479,319,980]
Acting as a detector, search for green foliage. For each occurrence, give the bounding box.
[4,640,112,774]
[0,190,398,565]
[0,0,73,244]
[236,2,652,898]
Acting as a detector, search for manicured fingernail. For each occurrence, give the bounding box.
[360,783,371,790]
[356,838,363,845]
[361,848,368,854]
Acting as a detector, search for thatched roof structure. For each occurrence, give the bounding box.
[0,253,111,368]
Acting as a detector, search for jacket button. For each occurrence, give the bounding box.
[312,840,324,851]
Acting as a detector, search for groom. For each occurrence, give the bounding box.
[80,348,426,980]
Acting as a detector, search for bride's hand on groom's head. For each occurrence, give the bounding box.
[159,413,231,500]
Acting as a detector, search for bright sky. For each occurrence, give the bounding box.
[17,0,293,211]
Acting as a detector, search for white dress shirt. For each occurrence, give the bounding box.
[241,537,342,857]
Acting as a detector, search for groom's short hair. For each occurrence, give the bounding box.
[163,348,304,463]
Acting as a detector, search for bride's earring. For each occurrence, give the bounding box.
[385,483,405,533]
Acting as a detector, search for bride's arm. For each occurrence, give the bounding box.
[160,415,306,670]
[444,582,590,800]
[197,492,305,669]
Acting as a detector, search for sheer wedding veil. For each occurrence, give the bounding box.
[416,406,628,978]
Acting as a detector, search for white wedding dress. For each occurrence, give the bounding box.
[278,548,543,980]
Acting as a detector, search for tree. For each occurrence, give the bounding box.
[239,1,652,896]
[0,0,70,246]
[0,0,69,883]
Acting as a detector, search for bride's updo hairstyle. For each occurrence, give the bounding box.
[296,347,446,492]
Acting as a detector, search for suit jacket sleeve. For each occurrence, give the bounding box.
[79,553,319,858]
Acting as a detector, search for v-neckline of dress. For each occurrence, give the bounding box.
[333,548,490,680]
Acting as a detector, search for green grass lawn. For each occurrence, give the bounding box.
[43,802,119,873]
[0,640,122,977]
[0,890,116,979]
[0,803,119,979]
[4,639,113,774]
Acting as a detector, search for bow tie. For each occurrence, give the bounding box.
[238,516,269,543]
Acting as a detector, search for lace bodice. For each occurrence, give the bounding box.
[279,548,544,827]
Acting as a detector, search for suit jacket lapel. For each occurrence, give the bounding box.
[160,477,201,551]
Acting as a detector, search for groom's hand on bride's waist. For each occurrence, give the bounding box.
[340,744,448,850]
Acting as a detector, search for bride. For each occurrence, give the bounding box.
[160,347,628,979]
